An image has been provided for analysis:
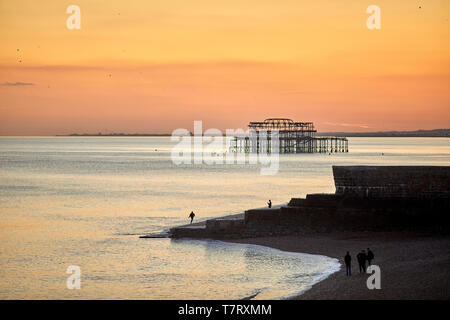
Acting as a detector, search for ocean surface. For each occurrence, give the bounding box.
[0,137,449,299]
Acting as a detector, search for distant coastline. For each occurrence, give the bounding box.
[56,133,173,137]
[56,128,450,137]
[318,128,450,137]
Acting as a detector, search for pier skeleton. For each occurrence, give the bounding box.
[230,118,348,154]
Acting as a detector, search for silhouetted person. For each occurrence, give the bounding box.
[357,250,367,273]
[188,211,195,224]
[344,251,352,276]
[267,200,272,208]
[367,248,374,266]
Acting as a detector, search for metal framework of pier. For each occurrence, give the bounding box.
[230,118,348,154]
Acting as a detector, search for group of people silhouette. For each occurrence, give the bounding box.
[344,248,374,276]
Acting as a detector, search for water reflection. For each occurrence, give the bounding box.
[1,137,448,299]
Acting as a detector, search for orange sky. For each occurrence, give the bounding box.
[0,0,449,135]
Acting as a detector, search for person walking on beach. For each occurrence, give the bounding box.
[367,248,374,266]
[357,250,367,273]
[344,251,352,276]
[267,200,272,208]
[188,211,195,224]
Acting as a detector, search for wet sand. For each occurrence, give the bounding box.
[228,232,450,299]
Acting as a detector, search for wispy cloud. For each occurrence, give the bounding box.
[1,81,35,86]
[0,60,283,72]
[283,90,311,95]
[323,122,371,129]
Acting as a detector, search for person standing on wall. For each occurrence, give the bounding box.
[188,211,195,224]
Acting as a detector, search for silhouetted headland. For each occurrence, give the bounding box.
[57,128,450,137]
[57,133,173,137]
[319,128,450,137]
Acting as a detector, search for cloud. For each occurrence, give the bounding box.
[0,60,283,72]
[283,90,311,95]
[1,81,35,86]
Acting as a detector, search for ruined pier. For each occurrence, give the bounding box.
[229,118,348,154]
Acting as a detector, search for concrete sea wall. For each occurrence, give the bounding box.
[333,166,450,198]
[170,166,450,238]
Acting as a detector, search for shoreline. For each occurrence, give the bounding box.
[226,232,450,300]
[207,239,341,300]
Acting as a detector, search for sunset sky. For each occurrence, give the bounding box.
[0,0,449,135]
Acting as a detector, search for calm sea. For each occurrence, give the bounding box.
[0,137,449,299]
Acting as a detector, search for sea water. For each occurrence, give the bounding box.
[0,137,448,299]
